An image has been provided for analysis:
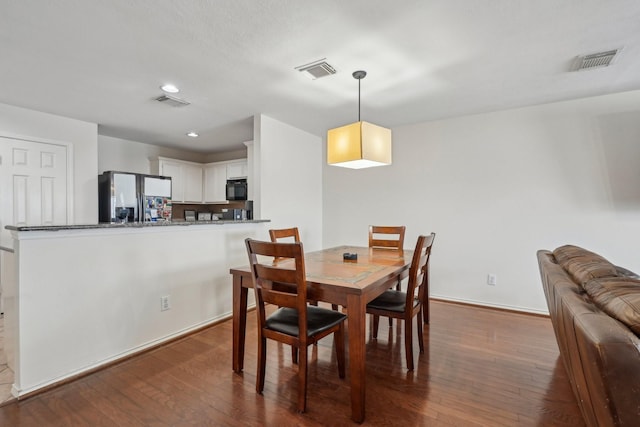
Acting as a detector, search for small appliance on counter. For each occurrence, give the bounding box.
[184,210,196,222]
[221,208,245,220]
[244,200,253,220]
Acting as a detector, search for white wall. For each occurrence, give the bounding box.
[98,135,210,173]
[323,90,640,314]
[254,115,323,251]
[0,102,98,223]
[203,148,248,164]
[5,222,266,395]
[99,136,249,174]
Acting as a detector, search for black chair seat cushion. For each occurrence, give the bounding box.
[367,290,419,313]
[266,306,346,337]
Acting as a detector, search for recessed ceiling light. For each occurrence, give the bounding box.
[160,84,180,93]
[186,131,199,138]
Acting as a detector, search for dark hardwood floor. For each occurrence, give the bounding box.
[0,300,584,426]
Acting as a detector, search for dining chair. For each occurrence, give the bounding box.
[269,227,338,314]
[420,232,436,325]
[245,238,347,413]
[269,227,301,245]
[269,226,317,361]
[369,225,406,291]
[368,225,406,250]
[369,225,407,328]
[366,233,435,371]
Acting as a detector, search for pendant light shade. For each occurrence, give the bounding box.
[327,71,392,169]
[327,121,392,169]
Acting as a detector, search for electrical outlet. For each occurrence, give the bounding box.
[487,274,497,286]
[160,295,171,311]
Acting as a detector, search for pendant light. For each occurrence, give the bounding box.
[327,70,392,169]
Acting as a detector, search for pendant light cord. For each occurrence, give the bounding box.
[358,78,361,122]
[352,70,366,123]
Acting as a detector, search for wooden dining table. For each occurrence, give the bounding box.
[230,245,413,423]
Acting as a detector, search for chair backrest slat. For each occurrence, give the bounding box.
[369,225,406,250]
[269,227,301,243]
[269,227,301,262]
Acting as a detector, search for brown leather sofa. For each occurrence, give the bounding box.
[537,245,640,427]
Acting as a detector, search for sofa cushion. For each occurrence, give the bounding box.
[553,244,598,264]
[563,257,619,284]
[583,277,640,336]
[553,245,618,284]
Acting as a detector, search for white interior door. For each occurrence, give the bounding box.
[0,137,69,249]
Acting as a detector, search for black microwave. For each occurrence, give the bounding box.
[226,179,247,201]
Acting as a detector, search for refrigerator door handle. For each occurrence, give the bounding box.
[138,195,144,222]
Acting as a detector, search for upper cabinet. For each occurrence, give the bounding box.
[155,157,203,203]
[203,163,227,203]
[154,157,248,204]
[226,160,248,179]
[182,163,204,202]
[203,159,248,203]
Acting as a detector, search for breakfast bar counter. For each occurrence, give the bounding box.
[1,219,269,398]
[5,218,269,232]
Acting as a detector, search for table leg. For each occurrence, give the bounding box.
[232,274,248,373]
[347,294,366,423]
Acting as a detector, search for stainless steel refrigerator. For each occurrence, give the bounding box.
[98,171,172,223]
[140,174,172,222]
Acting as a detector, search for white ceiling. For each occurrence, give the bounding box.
[2,0,640,153]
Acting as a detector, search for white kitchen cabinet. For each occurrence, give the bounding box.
[182,163,203,202]
[203,163,228,202]
[226,160,248,179]
[156,157,203,203]
[157,160,183,201]
[203,159,248,202]
[156,157,247,204]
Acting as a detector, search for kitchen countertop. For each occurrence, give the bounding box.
[5,219,270,232]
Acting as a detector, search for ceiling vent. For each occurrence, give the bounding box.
[155,94,190,107]
[573,49,619,71]
[295,59,336,80]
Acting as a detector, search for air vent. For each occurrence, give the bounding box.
[155,94,190,107]
[573,49,619,71]
[295,59,336,80]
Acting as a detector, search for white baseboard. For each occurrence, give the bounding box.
[430,294,549,316]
